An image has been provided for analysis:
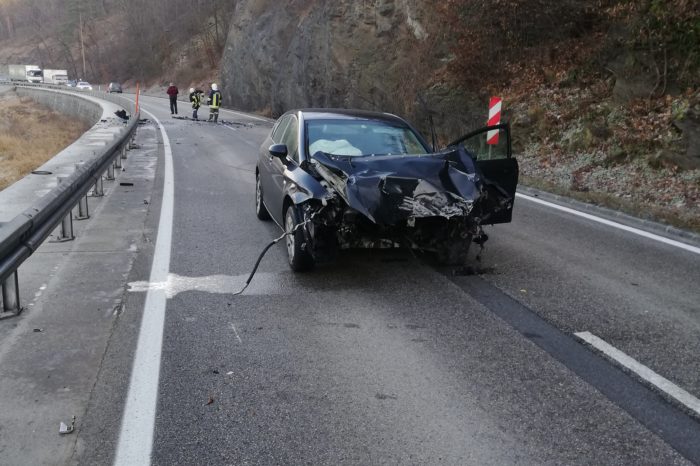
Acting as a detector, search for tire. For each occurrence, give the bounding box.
[255,173,271,221]
[285,205,314,272]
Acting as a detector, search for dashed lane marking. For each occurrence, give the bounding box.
[575,331,700,418]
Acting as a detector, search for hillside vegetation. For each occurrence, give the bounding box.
[0,0,231,85]
[1,0,698,230]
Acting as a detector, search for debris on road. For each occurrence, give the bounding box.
[206,396,215,406]
[172,115,253,129]
[32,328,44,333]
[59,416,75,435]
[114,109,129,121]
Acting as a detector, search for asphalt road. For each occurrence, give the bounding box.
[74,95,700,465]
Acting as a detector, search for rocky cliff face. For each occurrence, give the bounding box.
[220,0,480,140]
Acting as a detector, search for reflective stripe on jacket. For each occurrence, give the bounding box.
[190,92,201,108]
[210,91,221,109]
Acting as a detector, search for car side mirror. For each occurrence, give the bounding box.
[268,144,288,160]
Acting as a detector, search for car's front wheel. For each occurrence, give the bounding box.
[255,173,271,221]
[285,205,314,272]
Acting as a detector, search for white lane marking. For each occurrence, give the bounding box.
[219,107,271,123]
[516,193,700,255]
[575,331,700,417]
[127,272,285,298]
[230,323,243,344]
[220,125,261,149]
[114,108,174,466]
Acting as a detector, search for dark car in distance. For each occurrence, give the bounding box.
[255,109,518,271]
[108,82,122,93]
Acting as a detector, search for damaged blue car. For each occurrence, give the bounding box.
[255,109,518,271]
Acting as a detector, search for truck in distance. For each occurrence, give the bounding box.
[43,69,68,85]
[6,64,42,83]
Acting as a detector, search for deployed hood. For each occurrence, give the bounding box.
[311,147,482,225]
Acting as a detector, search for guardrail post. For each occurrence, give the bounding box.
[93,175,104,197]
[74,163,89,220]
[0,271,22,319]
[76,193,89,220]
[114,155,122,170]
[106,164,115,181]
[121,145,127,160]
[55,177,75,242]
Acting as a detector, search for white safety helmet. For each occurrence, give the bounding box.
[189,87,195,93]
[211,83,218,91]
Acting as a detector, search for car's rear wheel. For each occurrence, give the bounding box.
[255,173,271,221]
[285,205,314,272]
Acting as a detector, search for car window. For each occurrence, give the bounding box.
[306,119,428,157]
[281,116,299,162]
[460,127,510,161]
[272,116,291,143]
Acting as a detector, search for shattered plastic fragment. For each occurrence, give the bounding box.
[59,416,75,435]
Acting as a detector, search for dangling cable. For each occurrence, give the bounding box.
[232,206,326,296]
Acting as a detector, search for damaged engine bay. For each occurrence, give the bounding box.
[292,145,515,264]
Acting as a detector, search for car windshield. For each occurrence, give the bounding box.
[306,119,428,157]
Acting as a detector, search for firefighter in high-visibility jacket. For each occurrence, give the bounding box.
[189,88,203,120]
[207,83,222,122]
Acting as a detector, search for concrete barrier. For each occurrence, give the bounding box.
[0,87,129,226]
[15,86,102,126]
[0,86,139,318]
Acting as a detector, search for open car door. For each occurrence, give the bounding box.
[448,123,519,224]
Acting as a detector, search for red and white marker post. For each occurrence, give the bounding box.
[135,82,140,114]
[487,96,502,145]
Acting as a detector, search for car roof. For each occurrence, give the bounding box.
[290,108,411,125]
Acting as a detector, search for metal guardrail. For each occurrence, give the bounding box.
[0,83,140,319]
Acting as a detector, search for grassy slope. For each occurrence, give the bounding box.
[0,92,89,190]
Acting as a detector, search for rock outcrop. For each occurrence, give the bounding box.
[220,0,480,140]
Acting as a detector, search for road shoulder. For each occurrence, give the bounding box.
[0,120,160,465]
